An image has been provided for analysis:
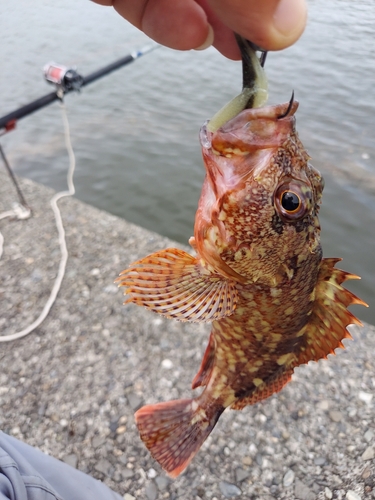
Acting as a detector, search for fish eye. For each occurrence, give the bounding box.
[280,191,301,213]
[274,180,312,221]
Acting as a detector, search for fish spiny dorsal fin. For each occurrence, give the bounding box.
[116,248,238,322]
[297,258,368,365]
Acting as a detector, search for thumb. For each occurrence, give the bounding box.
[207,0,307,51]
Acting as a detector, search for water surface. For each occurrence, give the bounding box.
[1,0,374,323]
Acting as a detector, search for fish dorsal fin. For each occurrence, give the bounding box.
[297,258,368,364]
[116,248,238,323]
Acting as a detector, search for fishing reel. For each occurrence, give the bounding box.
[43,63,83,93]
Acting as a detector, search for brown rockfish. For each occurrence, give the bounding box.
[116,41,367,478]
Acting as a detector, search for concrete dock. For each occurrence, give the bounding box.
[1,171,374,500]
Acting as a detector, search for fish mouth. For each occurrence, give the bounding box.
[200,100,299,157]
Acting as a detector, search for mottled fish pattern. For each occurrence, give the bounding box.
[116,101,366,478]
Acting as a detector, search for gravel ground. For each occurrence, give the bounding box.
[0,172,374,500]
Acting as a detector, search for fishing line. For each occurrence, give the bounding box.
[0,100,75,342]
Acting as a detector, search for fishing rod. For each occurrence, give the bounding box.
[0,43,159,133]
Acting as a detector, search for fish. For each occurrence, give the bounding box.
[115,39,367,478]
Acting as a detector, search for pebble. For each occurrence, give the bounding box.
[160,339,170,350]
[62,454,78,468]
[242,456,252,466]
[362,446,374,461]
[147,468,157,479]
[94,458,112,475]
[314,456,326,466]
[122,469,135,479]
[364,429,374,443]
[317,400,330,411]
[145,481,158,500]
[103,284,118,294]
[325,487,333,499]
[235,468,250,483]
[362,467,371,480]
[358,391,373,404]
[219,481,242,498]
[255,453,263,466]
[294,479,315,500]
[127,392,143,411]
[329,410,342,422]
[348,408,357,418]
[161,359,173,369]
[92,435,106,448]
[283,469,295,487]
[113,471,122,483]
[346,491,361,500]
[123,495,135,500]
[155,476,170,491]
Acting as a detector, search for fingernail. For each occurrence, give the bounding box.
[195,23,214,51]
[273,0,307,36]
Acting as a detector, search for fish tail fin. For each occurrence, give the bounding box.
[135,398,222,477]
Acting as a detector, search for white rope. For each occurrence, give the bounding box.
[0,205,32,260]
[0,101,75,342]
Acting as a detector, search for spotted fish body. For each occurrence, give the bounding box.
[117,36,368,475]
[116,97,366,477]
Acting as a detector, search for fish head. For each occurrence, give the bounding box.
[194,100,324,286]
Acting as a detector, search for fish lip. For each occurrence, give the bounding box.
[219,101,299,134]
[201,101,300,159]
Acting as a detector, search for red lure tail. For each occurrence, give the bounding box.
[135,398,223,478]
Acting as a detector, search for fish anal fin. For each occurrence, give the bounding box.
[135,399,223,478]
[116,248,238,322]
[231,367,293,410]
[298,258,368,365]
[192,332,216,389]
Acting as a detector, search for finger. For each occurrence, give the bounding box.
[195,0,241,60]
[111,0,211,51]
[206,0,307,51]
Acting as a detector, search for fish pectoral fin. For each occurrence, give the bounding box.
[116,248,238,322]
[298,258,368,364]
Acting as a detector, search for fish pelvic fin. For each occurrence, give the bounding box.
[116,248,238,322]
[192,331,216,389]
[298,258,368,364]
[135,398,223,478]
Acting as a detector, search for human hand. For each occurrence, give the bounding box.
[91,0,307,60]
